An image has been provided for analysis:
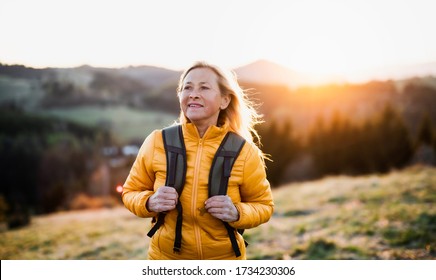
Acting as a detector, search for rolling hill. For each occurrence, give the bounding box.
[1,60,436,142]
[234,59,345,88]
[0,165,434,260]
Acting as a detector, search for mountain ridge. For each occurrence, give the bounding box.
[2,59,436,88]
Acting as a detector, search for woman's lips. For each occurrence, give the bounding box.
[188,103,203,108]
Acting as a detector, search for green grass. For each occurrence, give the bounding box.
[36,105,178,143]
[1,165,435,259]
[0,76,44,109]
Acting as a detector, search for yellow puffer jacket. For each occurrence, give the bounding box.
[122,122,274,260]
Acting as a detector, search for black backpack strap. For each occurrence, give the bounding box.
[162,125,187,193]
[147,125,186,253]
[209,132,246,196]
[209,131,246,257]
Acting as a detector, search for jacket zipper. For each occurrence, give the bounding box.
[192,138,204,259]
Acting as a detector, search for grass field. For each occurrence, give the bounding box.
[1,165,435,260]
[37,105,178,143]
[0,76,44,109]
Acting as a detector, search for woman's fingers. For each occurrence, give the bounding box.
[147,186,178,212]
[204,195,239,222]
[148,190,238,221]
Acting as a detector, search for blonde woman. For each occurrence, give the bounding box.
[122,61,274,260]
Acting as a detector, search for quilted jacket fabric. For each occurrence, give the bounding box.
[122,122,274,259]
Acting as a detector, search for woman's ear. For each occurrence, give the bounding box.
[220,94,231,110]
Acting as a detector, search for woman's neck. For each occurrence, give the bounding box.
[187,119,222,138]
[195,124,208,138]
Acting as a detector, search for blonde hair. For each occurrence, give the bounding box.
[176,61,266,162]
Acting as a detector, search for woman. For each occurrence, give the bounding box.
[122,61,274,260]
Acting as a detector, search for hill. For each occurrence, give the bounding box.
[234,59,312,88]
[234,59,344,88]
[1,61,436,146]
[0,63,181,112]
[1,165,434,259]
[248,165,435,259]
[234,59,436,88]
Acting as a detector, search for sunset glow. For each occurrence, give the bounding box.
[1,0,435,82]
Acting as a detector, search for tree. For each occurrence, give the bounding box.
[258,118,301,186]
[307,105,414,176]
[308,111,357,175]
[0,109,105,221]
[371,105,414,171]
[417,112,434,146]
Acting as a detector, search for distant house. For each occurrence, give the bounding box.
[122,145,139,156]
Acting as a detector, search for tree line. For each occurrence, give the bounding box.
[0,107,113,228]
[258,104,435,186]
[0,103,434,228]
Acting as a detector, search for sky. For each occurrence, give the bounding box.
[1,0,436,81]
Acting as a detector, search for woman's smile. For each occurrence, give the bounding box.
[188,102,203,108]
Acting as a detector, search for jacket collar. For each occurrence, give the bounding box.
[182,121,229,141]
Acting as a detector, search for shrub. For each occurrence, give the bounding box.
[69,193,120,210]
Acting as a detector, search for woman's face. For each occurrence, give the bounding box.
[179,67,230,128]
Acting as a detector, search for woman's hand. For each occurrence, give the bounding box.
[205,195,239,222]
[146,186,178,213]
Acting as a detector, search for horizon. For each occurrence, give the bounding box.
[1,0,436,82]
[2,58,436,86]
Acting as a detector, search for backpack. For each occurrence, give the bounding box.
[146,125,246,257]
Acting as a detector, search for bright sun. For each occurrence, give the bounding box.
[284,35,354,76]
[1,0,436,82]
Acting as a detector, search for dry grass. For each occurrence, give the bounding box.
[246,165,436,259]
[1,165,435,260]
[0,207,149,259]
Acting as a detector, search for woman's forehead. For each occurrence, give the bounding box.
[184,67,219,84]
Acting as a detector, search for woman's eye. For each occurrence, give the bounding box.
[183,85,192,90]
[200,86,209,90]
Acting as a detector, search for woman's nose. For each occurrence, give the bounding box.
[189,88,200,98]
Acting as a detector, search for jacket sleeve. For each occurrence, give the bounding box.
[229,143,274,229]
[122,130,159,218]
